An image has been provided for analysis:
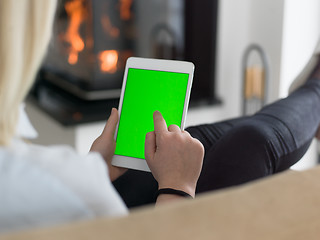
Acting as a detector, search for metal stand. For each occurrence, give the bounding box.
[242,44,269,115]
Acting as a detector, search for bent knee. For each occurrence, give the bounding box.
[228,122,272,146]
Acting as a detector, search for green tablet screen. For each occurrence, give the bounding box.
[114,68,189,159]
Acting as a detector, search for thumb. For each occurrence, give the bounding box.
[145,131,156,161]
[102,108,119,137]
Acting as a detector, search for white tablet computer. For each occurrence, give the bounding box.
[111,57,194,172]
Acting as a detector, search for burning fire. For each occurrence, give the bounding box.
[98,50,119,73]
[61,0,133,73]
[120,0,133,20]
[63,0,86,65]
[101,15,120,38]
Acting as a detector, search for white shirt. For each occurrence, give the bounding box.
[0,105,128,233]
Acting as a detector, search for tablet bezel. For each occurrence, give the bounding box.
[111,57,194,172]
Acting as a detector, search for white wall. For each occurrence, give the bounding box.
[214,0,320,114]
[214,0,252,119]
[202,0,285,121]
[280,0,320,97]
[247,0,285,102]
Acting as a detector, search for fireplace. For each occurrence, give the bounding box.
[34,0,219,125]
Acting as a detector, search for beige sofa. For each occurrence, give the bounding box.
[2,166,320,240]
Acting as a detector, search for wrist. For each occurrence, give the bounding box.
[158,183,196,198]
[155,188,194,199]
[108,164,128,182]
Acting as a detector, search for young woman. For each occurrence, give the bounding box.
[0,0,203,232]
[1,0,320,233]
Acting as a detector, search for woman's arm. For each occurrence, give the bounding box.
[145,111,204,205]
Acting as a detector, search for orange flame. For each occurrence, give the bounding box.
[98,50,119,73]
[63,0,86,65]
[120,0,133,20]
[101,15,120,38]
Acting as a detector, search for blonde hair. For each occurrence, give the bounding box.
[0,0,57,145]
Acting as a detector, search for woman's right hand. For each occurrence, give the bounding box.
[145,111,204,200]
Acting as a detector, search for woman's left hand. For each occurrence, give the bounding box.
[90,108,127,181]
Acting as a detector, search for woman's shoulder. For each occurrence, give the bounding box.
[0,141,94,233]
[0,140,128,233]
